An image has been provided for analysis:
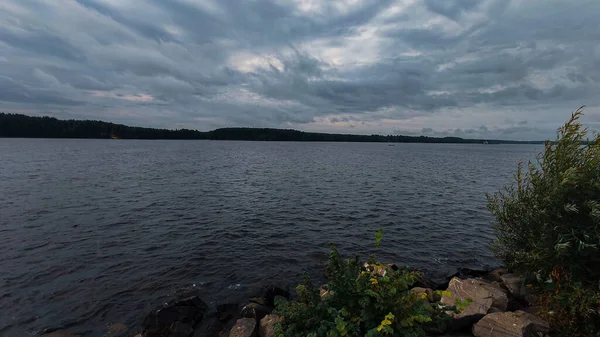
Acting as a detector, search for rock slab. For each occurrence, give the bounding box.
[500,274,527,299]
[259,314,283,337]
[107,323,128,336]
[262,285,290,307]
[488,268,507,283]
[240,302,271,322]
[472,310,550,337]
[441,277,508,327]
[229,318,256,337]
[217,303,240,322]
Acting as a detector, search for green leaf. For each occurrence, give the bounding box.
[374,228,383,248]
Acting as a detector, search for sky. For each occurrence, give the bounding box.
[1,0,599,140]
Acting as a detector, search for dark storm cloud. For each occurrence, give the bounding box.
[0,0,599,139]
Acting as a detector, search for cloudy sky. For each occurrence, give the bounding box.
[1,0,599,140]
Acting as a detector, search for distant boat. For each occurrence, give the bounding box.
[388,143,395,146]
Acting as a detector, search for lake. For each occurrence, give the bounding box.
[0,139,542,336]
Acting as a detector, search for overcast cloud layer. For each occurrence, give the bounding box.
[1,0,599,140]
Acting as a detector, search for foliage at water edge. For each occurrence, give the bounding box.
[487,106,600,336]
[274,230,462,337]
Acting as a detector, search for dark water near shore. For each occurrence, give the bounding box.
[0,139,541,336]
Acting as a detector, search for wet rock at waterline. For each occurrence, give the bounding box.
[240,302,271,322]
[169,322,195,337]
[472,310,550,337]
[193,312,235,337]
[447,267,493,281]
[142,296,208,337]
[261,285,291,307]
[217,303,240,323]
[228,318,256,337]
[107,323,128,336]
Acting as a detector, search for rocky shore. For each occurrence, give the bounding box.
[41,266,551,337]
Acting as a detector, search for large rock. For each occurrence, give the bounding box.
[259,314,283,337]
[229,318,256,337]
[411,287,441,302]
[240,302,272,322]
[488,268,507,283]
[142,296,208,337]
[217,303,240,322]
[262,285,290,307]
[472,311,550,337]
[447,267,492,281]
[193,313,224,337]
[500,274,527,299]
[169,322,194,336]
[107,323,128,336]
[441,277,508,327]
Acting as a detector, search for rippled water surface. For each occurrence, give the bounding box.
[0,139,542,336]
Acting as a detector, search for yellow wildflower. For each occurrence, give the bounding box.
[370,278,378,285]
[377,313,394,332]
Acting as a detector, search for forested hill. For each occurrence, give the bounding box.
[0,113,543,144]
[0,113,207,139]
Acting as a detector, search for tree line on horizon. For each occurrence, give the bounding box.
[0,113,543,144]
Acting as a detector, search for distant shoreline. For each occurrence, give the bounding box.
[0,113,545,144]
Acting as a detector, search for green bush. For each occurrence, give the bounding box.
[487,106,600,336]
[274,231,458,337]
[534,283,600,337]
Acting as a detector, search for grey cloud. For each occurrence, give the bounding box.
[385,27,462,49]
[500,125,534,134]
[400,124,550,141]
[0,26,84,62]
[424,0,482,20]
[0,0,599,140]
[0,76,83,106]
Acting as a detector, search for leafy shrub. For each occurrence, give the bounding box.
[274,231,457,337]
[534,283,600,337]
[487,106,600,284]
[487,106,600,336]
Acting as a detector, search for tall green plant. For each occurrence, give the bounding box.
[487,106,600,284]
[487,106,600,336]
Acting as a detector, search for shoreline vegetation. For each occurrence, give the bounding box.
[41,107,599,337]
[0,113,545,144]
